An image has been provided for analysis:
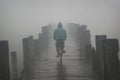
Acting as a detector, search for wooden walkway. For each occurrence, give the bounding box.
[22,41,98,80]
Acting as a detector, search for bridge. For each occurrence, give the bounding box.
[22,39,98,80]
[22,24,120,80]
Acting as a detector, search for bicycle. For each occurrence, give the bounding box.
[57,43,64,61]
[58,46,63,61]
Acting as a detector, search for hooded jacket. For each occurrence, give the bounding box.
[54,23,67,40]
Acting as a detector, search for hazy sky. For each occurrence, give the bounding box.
[0,0,120,69]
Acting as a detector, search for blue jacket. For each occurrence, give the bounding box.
[54,26,67,41]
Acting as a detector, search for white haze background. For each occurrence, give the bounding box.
[0,0,120,72]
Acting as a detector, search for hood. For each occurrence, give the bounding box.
[58,22,63,28]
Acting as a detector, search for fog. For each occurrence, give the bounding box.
[0,0,120,72]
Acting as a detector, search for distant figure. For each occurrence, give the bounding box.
[54,22,67,57]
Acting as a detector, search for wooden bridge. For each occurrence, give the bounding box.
[22,40,98,80]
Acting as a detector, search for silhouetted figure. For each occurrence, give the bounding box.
[54,22,67,57]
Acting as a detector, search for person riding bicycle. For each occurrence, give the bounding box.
[54,22,67,57]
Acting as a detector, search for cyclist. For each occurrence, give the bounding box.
[54,22,67,57]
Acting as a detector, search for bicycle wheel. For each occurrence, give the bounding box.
[59,49,63,61]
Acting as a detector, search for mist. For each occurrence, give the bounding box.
[0,0,120,75]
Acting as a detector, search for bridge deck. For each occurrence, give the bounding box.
[22,41,98,80]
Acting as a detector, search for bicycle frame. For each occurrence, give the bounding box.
[58,46,63,61]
